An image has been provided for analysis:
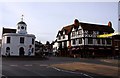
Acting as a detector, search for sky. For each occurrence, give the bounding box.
[0,1,118,44]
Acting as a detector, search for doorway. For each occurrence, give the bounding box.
[19,47,25,56]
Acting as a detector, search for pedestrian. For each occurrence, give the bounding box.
[28,45,32,56]
[28,48,32,56]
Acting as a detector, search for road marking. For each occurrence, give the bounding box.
[24,65,32,66]
[51,67,93,78]
[10,65,18,67]
[51,67,61,71]
[39,64,48,67]
[81,73,94,78]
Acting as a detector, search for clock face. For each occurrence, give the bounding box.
[21,26,24,29]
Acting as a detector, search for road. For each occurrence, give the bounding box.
[1,56,118,78]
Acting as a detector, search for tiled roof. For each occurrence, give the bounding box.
[57,21,114,37]
[56,25,73,37]
[80,22,114,33]
[2,27,16,35]
[62,25,73,35]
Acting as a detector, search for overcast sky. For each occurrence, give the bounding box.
[0,1,118,43]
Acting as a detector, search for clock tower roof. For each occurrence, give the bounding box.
[17,21,27,25]
[17,15,27,25]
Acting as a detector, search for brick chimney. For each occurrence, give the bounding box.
[74,19,79,26]
[108,21,112,27]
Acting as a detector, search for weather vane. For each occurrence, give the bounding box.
[21,14,24,21]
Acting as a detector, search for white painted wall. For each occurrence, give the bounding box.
[1,34,35,56]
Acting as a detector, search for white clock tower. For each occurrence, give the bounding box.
[17,15,27,34]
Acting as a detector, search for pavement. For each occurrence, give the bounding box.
[1,56,120,78]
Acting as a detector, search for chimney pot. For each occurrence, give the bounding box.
[108,21,112,27]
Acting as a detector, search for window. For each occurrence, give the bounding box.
[78,29,82,35]
[72,39,76,45]
[25,27,26,30]
[114,41,118,46]
[7,37,11,43]
[88,31,93,34]
[72,31,75,37]
[64,41,67,47]
[58,36,61,40]
[58,42,62,50]
[102,39,105,44]
[78,38,82,44]
[20,37,24,44]
[88,38,93,44]
[99,31,103,35]
[63,35,65,39]
[106,38,111,45]
[97,39,100,44]
[32,38,34,44]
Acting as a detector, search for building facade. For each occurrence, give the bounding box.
[112,35,120,58]
[56,19,114,57]
[1,16,35,56]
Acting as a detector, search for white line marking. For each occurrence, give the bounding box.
[52,67,61,71]
[52,67,94,78]
[10,65,18,67]
[81,73,94,78]
[24,65,32,66]
[40,64,48,67]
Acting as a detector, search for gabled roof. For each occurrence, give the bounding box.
[56,25,73,37]
[62,25,73,35]
[2,27,16,35]
[56,19,115,37]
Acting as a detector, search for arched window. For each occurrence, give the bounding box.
[6,47,10,56]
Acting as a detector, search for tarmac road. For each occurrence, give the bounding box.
[1,56,118,78]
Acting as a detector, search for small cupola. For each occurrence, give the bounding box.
[17,15,27,34]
